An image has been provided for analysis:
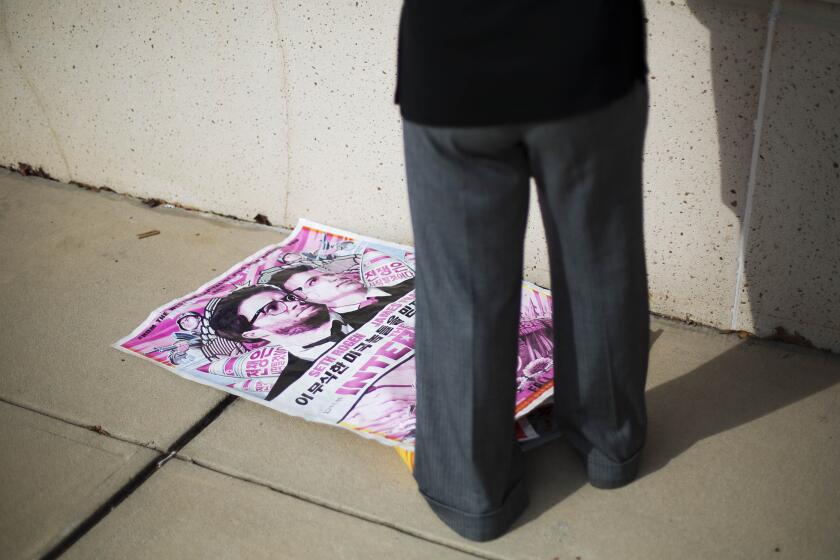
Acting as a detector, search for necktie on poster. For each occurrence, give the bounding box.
[113,219,560,469]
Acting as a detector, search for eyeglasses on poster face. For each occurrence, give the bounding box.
[249,288,308,324]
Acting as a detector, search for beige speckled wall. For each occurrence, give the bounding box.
[1,0,838,352]
[0,1,290,221]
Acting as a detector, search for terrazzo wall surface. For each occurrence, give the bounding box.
[1,0,838,352]
[737,1,840,351]
[0,1,290,223]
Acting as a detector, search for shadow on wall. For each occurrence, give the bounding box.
[686,0,840,351]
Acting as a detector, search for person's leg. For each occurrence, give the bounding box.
[524,81,651,488]
[402,120,531,541]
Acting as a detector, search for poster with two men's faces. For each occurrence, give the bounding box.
[114,219,556,451]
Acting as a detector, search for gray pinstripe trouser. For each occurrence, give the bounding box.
[402,81,650,541]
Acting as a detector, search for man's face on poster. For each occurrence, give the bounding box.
[237,288,330,339]
[282,269,367,307]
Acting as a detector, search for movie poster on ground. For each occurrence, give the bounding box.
[113,219,557,452]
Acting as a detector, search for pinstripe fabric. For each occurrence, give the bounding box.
[402,81,650,541]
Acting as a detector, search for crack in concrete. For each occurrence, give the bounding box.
[3,381,504,557]
[38,395,237,560]
[178,454,509,560]
[0,396,164,453]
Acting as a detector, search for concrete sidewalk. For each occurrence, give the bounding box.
[1,168,839,559]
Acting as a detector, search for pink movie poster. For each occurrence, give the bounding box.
[113,219,557,451]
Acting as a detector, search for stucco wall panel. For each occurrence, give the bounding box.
[0,4,72,180]
[736,2,840,349]
[645,0,768,327]
[279,0,408,243]
[0,1,289,223]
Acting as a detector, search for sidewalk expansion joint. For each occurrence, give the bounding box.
[0,396,163,453]
[39,394,237,560]
[179,455,506,560]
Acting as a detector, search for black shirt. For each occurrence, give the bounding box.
[395,1,648,127]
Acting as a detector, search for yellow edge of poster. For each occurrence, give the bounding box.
[395,448,415,471]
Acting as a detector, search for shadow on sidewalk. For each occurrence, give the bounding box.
[515,329,839,528]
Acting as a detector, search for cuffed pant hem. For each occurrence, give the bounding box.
[417,478,530,542]
[586,447,643,489]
